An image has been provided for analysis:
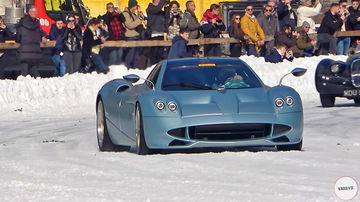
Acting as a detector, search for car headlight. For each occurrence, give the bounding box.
[285,96,294,106]
[155,100,165,110]
[275,98,284,108]
[168,101,177,111]
[330,64,340,73]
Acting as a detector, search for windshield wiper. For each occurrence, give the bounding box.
[163,83,213,90]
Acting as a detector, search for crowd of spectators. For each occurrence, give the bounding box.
[2,0,360,77]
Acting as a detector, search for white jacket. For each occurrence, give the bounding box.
[297,4,322,34]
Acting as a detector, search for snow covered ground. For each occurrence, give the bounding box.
[0,56,359,201]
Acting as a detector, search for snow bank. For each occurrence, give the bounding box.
[0,55,347,112]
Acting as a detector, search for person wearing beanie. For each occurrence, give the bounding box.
[122,0,146,68]
[294,21,317,57]
[297,0,322,34]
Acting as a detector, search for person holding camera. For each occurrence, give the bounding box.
[166,1,183,40]
[200,4,226,56]
[240,4,265,56]
[0,16,12,43]
[297,0,322,34]
[123,0,146,68]
[146,0,167,65]
[265,43,294,63]
[81,18,108,73]
[317,3,344,55]
[277,0,297,30]
[295,21,317,57]
[101,2,126,65]
[336,0,351,55]
[62,15,82,74]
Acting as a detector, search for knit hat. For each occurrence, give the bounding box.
[300,0,310,4]
[128,0,138,8]
[302,21,310,27]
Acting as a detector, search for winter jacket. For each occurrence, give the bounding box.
[179,9,200,39]
[265,48,293,63]
[240,13,265,45]
[62,27,82,52]
[318,11,343,36]
[122,8,142,38]
[146,0,166,35]
[275,31,297,49]
[277,1,297,30]
[257,12,279,38]
[295,29,313,55]
[15,15,46,63]
[102,11,126,40]
[82,27,102,61]
[296,3,322,34]
[201,9,222,23]
[166,10,183,40]
[228,24,245,41]
[168,35,191,59]
[0,26,12,42]
[346,6,360,30]
[49,24,64,55]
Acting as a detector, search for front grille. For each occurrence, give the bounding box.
[189,123,271,141]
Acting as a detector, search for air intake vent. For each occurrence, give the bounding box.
[167,128,186,138]
[273,124,291,135]
[189,123,271,141]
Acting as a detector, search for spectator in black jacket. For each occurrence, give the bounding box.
[147,0,167,65]
[317,3,344,55]
[275,24,298,52]
[49,19,66,76]
[102,2,126,65]
[228,14,245,57]
[62,15,82,73]
[81,18,108,73]
[168,28,192,59]
[15,5,47,78]
[277,0,297,30]
[0,16,13,42]
[265,43,294,63]
[347,0,360,30]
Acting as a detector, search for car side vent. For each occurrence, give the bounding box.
[168,140,187,146]
[117,85,130,92]
[271,136,290,142]
[273,124,291,135]
[167,128,186,138]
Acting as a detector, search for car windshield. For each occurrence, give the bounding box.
[162,63,263,91]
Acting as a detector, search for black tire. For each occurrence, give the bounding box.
[320,94,335,107]
[354,99,360,105]
[97,99,115,151]
[135,105,151,155]
[277,139,303,151]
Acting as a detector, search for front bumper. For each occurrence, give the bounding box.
[142,112,303,149]
[317,76,360,98]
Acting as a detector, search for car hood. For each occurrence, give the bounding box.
[166,88,274,116]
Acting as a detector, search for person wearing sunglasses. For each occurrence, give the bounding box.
[240,4,265,56]
[294,21,317,57]
[228,14,246,57]
[257,5,280,56]
[297,0,322,34]
[62,15,83,74]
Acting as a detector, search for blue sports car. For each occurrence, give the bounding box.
[96,58,306,154]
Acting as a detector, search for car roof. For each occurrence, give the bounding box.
[165,57,246,67]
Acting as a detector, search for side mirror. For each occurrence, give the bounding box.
[291,68,307,77]
[123,74,140,83]
[279,68,307,86]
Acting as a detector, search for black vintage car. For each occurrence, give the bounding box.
[315,54,360,107]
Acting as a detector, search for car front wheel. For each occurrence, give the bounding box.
[135,105,151,155]
[320,94,335,107]
[97,99,115,151]
[277,139,303,151]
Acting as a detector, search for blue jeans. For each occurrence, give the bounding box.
[246,44,258,56]
[108,47,123,65]
[52,55,66,76]
[125,36,139,69]
[336,37,351,55]
[303,46,314,57]
[91,53,108,73]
